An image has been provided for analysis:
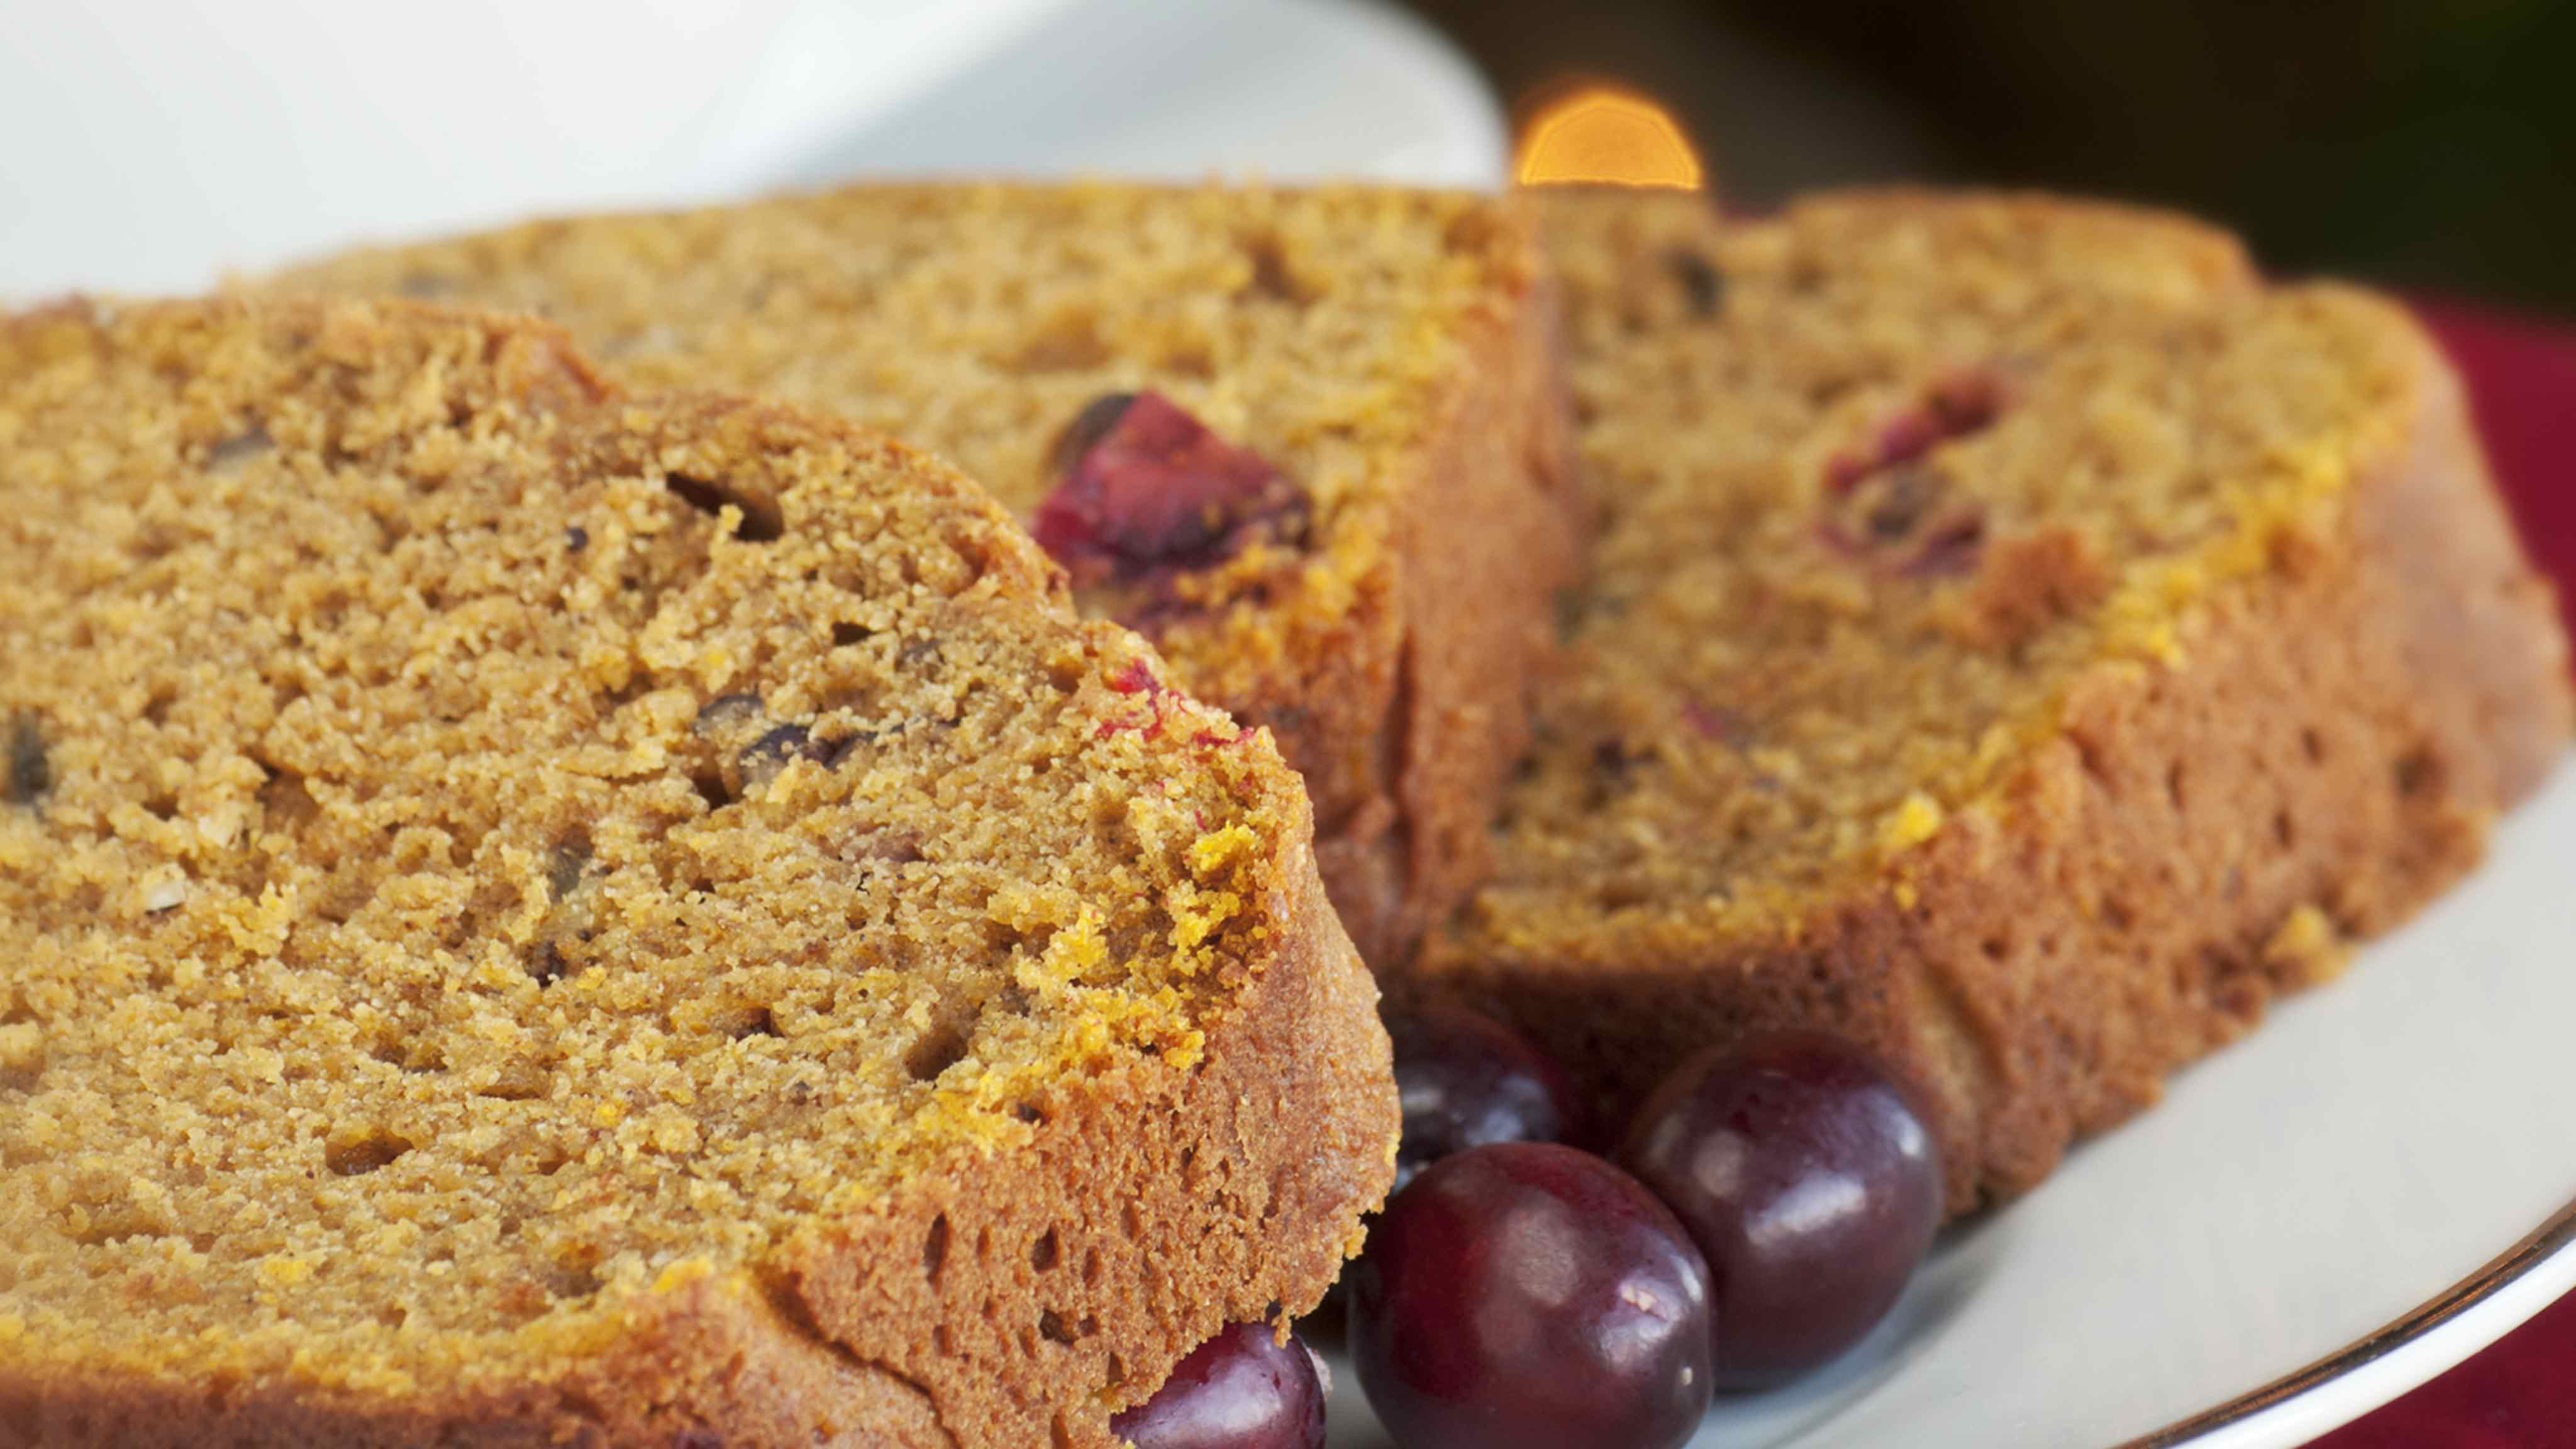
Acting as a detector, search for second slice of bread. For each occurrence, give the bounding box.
[1416,189,2572,1214]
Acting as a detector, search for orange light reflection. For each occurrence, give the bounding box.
[1514,86,1706,191]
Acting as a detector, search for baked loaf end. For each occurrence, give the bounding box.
[1419,189,2572,1215]
[0,297,1394,1447]
[270,182,1582,967]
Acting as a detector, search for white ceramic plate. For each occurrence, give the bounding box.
[1324,756,2576,1448]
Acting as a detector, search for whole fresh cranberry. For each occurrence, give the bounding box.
[1387,1001,1582,1190]
[1109,1321,1326,1449]
[1349,1142,1713,1449]
[1619,1031,1943,1391]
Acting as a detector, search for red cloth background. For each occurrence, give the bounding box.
[2307,301,2576,1448]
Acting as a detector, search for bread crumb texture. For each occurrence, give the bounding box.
[0,297,1338,1427]
[1475,190,2397,930]
[272,182,1537,730]
[1421,189,2570,1211]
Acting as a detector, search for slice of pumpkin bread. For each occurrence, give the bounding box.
[1414,189,2571,1214]
[0,297,1394,1448]
[267,181,1580,967]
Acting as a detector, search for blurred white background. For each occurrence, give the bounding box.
[0,0,1502,303]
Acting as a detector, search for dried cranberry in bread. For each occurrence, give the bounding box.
[1416,189,2572,1214]
[267,182,1580,966]
[0,297,1394,1447]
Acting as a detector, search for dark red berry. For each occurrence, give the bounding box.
[1387,1002,1581,1190]
[1619,1031,1942,1391]
[1350,1143,1713,1449]
[1876,408,1943,469]
[1898,516,1987,578]
[1823,367,2008,497]
[1818,453,1986,579]
[1031,391,1307,591]
[1926,368,2006,433]
[1110,1321,1326,1449]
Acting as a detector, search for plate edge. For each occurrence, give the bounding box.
[2124,1194,2576,1448]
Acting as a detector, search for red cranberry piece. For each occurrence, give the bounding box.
[1828,367,2010,497]
[1031,391,1307,589]
[1875,408,1943,469]
[1388,1002,1582,1190]
[1926,368,2005,432]
[1618,1032,1941,1391]
[1899,516,1987,578]
[1819,458,1986,578]
[1110,1321,1326,1449]
[1050,391,1142,475]
[1350,1143,1713,1449]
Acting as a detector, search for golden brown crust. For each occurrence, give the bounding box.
[1301,262,1582,965]
[762,837,1392,1449]
[1435,286,2570,1214]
